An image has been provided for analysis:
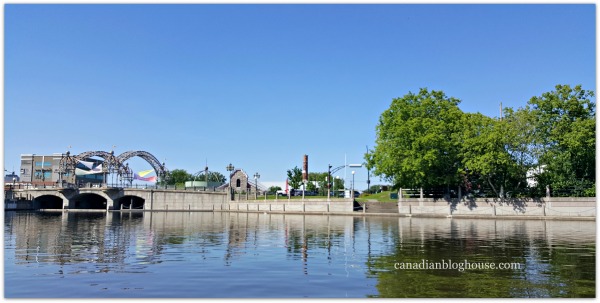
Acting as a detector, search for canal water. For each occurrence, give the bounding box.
[3,211,595,298]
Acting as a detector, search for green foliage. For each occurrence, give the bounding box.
[193,171,226,183]
[306,180,317,192]
[459,112,527,197]
[368,85,595,197]
[286,166,302,190]
[267,186,282,194]
[526,85,596,196]
[166,169,191,185]
[369,88,463,189]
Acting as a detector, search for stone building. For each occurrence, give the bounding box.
[230,169,251,192]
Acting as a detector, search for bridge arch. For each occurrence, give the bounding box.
[33,194,64,209]
[71,192,109,209]
[117,151,168,181]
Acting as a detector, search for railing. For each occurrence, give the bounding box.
[3,182,228,192]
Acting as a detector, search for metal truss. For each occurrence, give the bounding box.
[56,150,168,186]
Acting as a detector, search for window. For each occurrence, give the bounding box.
[236,179,241,187]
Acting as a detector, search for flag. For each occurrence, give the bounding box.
[134,173,157,182]
[137,169,154,177]
[75,168,102,176]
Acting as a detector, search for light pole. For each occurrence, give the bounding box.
[31,154,35,186]
[253,172,260,199]
[327,164,332,201]
[351,171,355,199]
[226,163,234,200]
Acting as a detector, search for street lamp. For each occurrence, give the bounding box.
[226,163,235,200]
[253,172,260,199]
[31,154,35,186]
[327,164,332,201]
[351,171,355,199]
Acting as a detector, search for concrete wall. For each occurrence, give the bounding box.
[9,187,595,218]
[225,200,353,213]
[398,197,596,217]
[141,189,228,211]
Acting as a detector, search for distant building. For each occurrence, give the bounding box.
[19,153,104,187]
[4,172,19,183]
[217,169,265,192]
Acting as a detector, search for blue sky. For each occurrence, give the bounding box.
[4,4,596,189]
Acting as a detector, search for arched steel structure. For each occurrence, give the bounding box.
[57,150,167,187]
[57,151,79,185]
[192,167,226,183]
[76,151,121,173]
[117,151,168,181]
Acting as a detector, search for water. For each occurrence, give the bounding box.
[3,211,595,298]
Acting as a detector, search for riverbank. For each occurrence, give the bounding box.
[32,207,596,221]
[8,195,596,221]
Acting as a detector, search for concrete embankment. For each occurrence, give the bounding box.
[8,189,596,221]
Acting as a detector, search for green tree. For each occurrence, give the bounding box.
[308,172,328,195]
[368,88,464,190]
[459,112,524,197]
[166,169,192,186]
[286,166,302,189]
[527,84,596,196]
[267,186,282,194]
[191,171,226,183]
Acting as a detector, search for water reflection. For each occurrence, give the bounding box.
[4,212,595,298]
[367,218,595,298]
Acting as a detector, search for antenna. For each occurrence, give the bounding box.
[500,102,503,120]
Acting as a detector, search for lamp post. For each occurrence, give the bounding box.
[351,171,355,199]
[226,163,234,200]
[326,176,330,201]
[31,154,35,186]
[327,164,332,201]
[253,172,260,199]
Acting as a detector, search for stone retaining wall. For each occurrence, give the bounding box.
[397,198,596,217]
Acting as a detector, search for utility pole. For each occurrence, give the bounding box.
[366,145,371,193]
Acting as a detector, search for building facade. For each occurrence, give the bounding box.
[19,153,104,187]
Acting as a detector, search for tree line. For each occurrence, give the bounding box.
[284,167,345,194]
[365,84,595,197]
[163,169,226,187]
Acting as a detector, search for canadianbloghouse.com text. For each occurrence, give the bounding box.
[394,259,521,272]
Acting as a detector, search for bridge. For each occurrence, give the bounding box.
[57,150,168,185]
[12,187,228,211]
[8,186,354,213]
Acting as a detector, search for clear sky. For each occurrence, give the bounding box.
[3,4,596,190]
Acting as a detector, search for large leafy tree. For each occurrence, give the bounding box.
[286,166,302,190]
[166,169,192,185]
[459,112,526,197]
[527,84,595,196]
[368,88,464,189]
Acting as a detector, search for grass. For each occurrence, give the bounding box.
[241,191,399,202]
[355,191,397,203]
